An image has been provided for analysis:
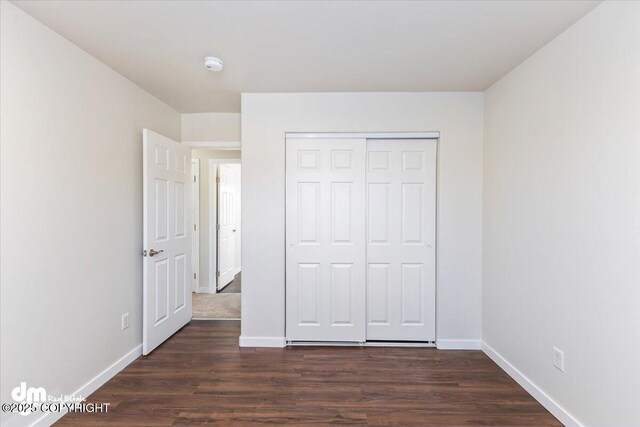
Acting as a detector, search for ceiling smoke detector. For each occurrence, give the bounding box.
[204,56,223,72]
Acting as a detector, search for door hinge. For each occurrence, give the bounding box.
[193,176,196,183]
[194,273,196,279]
[216,224,220,230]
[194,224,197,231]
[216,176,220,183]
[216,271,220,278]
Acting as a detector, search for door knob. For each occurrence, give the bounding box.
[233,229,237,232]
[149,249,164,257]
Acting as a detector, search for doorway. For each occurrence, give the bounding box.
[190,149,241,319]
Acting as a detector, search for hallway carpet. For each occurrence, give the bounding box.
[192,293,240,319]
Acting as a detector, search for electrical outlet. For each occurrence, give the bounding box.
[553,347,564,371]
[121,313,130,331]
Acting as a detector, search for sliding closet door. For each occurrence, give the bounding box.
[286,138,366,341]
[366,139,436,341]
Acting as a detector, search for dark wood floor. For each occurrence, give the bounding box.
[57,321,560,426]
[219,272,241,293]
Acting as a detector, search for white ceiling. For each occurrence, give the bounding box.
[13,0,599,113]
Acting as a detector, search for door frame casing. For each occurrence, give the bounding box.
[185,141,240,294]
[284,131,440,345]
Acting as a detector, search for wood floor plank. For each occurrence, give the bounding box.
[56,320,560,426]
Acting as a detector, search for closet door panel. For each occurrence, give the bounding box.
[366,139,436,341]
[286,138,366,341]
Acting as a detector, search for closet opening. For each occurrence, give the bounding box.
[284,132,439,346]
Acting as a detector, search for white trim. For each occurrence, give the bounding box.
[239,336,287,348]
[436,339,481,350]
[184,141,241,149]
[285,132,440,139]
[192,317,240,321]
[482,342,582,427]
[33,345,142,426]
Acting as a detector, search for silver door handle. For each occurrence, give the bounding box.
[233,229,237,232]
[149,249,164,257]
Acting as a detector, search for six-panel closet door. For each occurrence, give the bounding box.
[366,139,436,342]
[285,136,436,343]
[286,138,366,341]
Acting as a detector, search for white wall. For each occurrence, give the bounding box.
[182,112,241,142]
[483,2,640,425]
[191,150,241,291]
[0,3,181,425]
[241,92,483,344]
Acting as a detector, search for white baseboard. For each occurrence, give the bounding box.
[32,344,142,427]
[239,336,286,348]
[482,342,582,427]
[436,339,481,350]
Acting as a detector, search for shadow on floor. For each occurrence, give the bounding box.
[219,272,241,293]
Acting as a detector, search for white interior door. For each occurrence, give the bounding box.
[232,164,242,276]
[191,158,200,293]
[286,138,366,342]
[366,139,436,341]
[143,129,192,355]
[217,164,236,289]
